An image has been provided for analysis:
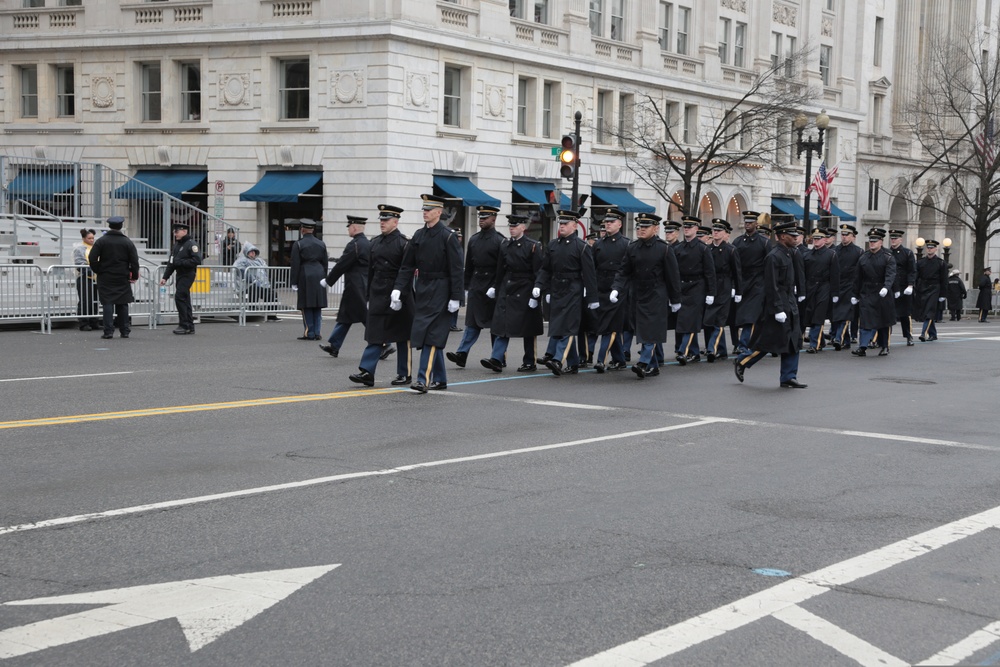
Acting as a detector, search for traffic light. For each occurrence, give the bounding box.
[559,134,577,180]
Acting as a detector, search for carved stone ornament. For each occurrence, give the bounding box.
[822,16,833,37]
[721,0,747,12]
[406,72,429,108]
[219,73,250,108]
[485,84,505,118]
[332,70,364,105]
[91,76,115,109]
[773,4,797,27]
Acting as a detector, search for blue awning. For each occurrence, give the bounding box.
[433,175,500,208]
[590,186,655,214]
[828,203,857,222]
[239,171,322,203]
[7,171,76,198]
[512,181,571,208]
[771,197,819,221]
[112,170,208,200]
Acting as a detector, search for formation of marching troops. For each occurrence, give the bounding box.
[299,194,957,392]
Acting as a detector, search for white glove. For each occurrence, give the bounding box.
[609,290,619,304]
[389,299,402,311]
[775,311,787,323]
[532,287,541,299]
[734,294,742,303]
[291,285,298,292]
[588,302,599,310]
[391,289,401,302]
[486,287,496,299]
[545,294,550,304]
[851,297,859,305]
[832,296,839,303]
[528,298,538,309]
[879,288,888,297]
[448,300,460,313]
[894,291,900,298]
[705,295,715,305]
[904,285,913,295]
[670,303,681,313]
[319,278,328,288]
[938,297,946,302]
[731,289,736,298]
[797,296,806,302]
[583,288,587,297]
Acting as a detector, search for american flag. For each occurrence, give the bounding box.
[808,162,838,213]
[975,116,997,165]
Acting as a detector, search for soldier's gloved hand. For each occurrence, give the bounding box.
[609,290,619,304]
[319,278,328,288]
[832,296,839,303]
[291,285,298,292]
[531,287,541,299]
[528,298,539,309]
[731,289,736,298]
[797,296,806,303]
[705,295,715,305]
[904,285,913,295]
[734,294,742,303]
[448,300,460,313]
[938,296,946,302]
[879,288,888,297]
[894,291,900,298]
[390,289,401,303]
[389,299,402,311]
[851,297,859,305]
[588,302,599,310]
[583,288,588,297]
[545,294,550,304]
[670,303,681,313]
[774,311,787,323]
[486,287,496,299]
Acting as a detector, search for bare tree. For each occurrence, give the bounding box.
[609,50,816,217]
[902,27,1000,276]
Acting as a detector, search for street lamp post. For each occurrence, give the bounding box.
[915,237,926,260]
[942,237,953,267]
[794,111,830,226]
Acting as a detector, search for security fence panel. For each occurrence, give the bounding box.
[0,264,46,331]
[44,265,157,331]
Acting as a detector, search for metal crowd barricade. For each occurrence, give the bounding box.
[0,263,46,332]
[153,265,242,327]
[42,265,157,333]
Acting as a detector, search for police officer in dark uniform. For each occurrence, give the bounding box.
[734,221,807,388]
[829,223,863,349]
[319,215,370,357]
[480,214,544,372]
[673,215,717,364]
[610,212,681,379]
[160,220,202,335]
[915,239,948,341]
[394,194,464,393]
[532,209,599,376]
[588,208,630,372]
[350,205,413,387]
[888,229,917,345]
[90,216,140,339]
[289,220,329,340]
[851,228,897,356]
[732,210,772,353]
[802,227,840,352]
[704,218,741,361]
[447,204,504,368]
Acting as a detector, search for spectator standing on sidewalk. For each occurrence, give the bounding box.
[89,216,139,340]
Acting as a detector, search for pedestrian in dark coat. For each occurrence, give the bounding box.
[480,214,544,373]
[977,267,992,322]
[851,228,897,356]
[588,209,630,372]
[829,224,863,348]
[734,221,806,388]
[394,194,464,392]
[89,216,140,339]
[316,216,370,357]
[610,213,681,378]
[915,240,948,340]
[946,269,968,320]
[732,210,772,353]
[673,215,717,363]
[703,219,741,361]
[889,230,917,345]
[289,220,329,340]
[802,228,840,352]
[533,210,599,376]
[447,205,504,368]
[160,221,202,335]
[349,205,414,387]
[220,228,241,265]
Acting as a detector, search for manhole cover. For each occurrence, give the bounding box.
[871,377,937,385]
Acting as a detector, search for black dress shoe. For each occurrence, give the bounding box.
[319,343,338,357]
[607,361,627,371]
[349,370,375,387]
[446,351,467,368]
[379,345,396,360]
[878,348,889,356]
[832,341,842,351]
[120,333,129,339]
[686,354,701,363]
[449,326,463,332]
[174,326,189,335]
[780,379,808,388]
[537,354,553,365]
[516,363,537,372]
[297,335,312,340]
[480,358,503,373]
[646,367,660,377]
[390,375,411,386]
[733,358,745,383]
[906,338,915,346]
[631,362,647,379]
[928,336,938,341]
[851,347,866,356]
[706,352,715,363]
[716,353,728,361]
[565,365,579,375]
[101,333,114,340]
[544,358,563,376]
[918,335,927,342]
[79,324,92,331]
[409,383,427,394]
[805,348,818,354]
[675,354,687,366]
[593,362,605,373]
[428,381,448,390]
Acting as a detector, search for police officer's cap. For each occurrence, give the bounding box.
[696,226,712,237]
[378,204,403,219]
[346,215,368,225]
[556,209,579,222]
[635,212,662,227]
[680,215,701,227]
[810,228,826,239]
[840,223,858,235]
[924,239,940,248]
[888,229,905,238]
[173,221,190,230]
[506,214,528,226]
[711,218,732,232]
[742,210,760,221]
[420,194,447,209]
[107,216,125,230]
[867,227,887,241]
[773,221,801,236]
[662,219,681,231]
[299,219,317,231]
[603,208,626,222]
[476,205,500,217]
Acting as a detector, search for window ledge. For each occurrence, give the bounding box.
[437,127,477,141]
[259,121,319,133]
[512,136,557,148]
[124,122,210,134]
[4,123,84,135]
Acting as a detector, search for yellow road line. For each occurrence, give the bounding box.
[0,388,401,430]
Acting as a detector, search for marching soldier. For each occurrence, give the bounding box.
[320,215,370,357]
[480,214,544,372]
[447,205,504,368]
[349,205,413,387]
[851,228,897,356]
[888,229,917,345]
[588,208,630,372]
[160,220,203,335]
[289,220,328,341]
[915,239,948,341]
[802,227,840,352]
[703,219,741,361]
[673,215,717,364]
[829,224,863,349]
[732,210,771,354]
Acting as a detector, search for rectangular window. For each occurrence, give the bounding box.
[534,0,548,23]
[55,65,74,118]
[676,7,690,55]
[785,36,796,77]
[663,101,678,142]
[517,78,528,135]
[683,104,697,144]
[820,45,832,86]
[868,178,880,211]
[279,58,309,120]
[610,0,624,41]
[141,62,161,122]
[618,93,633,147]
[180,62,201,121]
[873,17,884,67]
[61,0,82,5]
[872,95,883,135]
[771,32,782,70]
[23,0,44,6]
[19,66,38,118]
[825,0,835,10]
[596,90,610,144]
[542,81,555,139]
[823,128,836,165]
[443,65,462,127]
[589,0,603,37]
[734,22,746,68]
[659,2,672,51]
[719,18,730,64]
[510,0,522,17]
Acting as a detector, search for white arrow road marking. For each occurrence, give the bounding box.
[771,605,908,667]
[0,564,339,659]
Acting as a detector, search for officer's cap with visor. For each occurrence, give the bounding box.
[635,212,662,227]
[377,204,404,219]
[476,205,500,218]
[506,214,528,226]
[346,215,367,226]
[681,215,701,227]
[711,218,732,233]
[420,194,447,210]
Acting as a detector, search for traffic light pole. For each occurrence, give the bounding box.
[571,111,582,211]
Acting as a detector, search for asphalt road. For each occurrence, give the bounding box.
[1,314,999,666]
